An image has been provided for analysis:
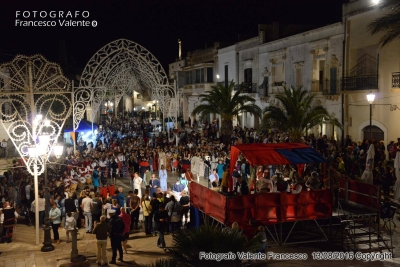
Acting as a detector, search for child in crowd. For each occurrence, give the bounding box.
[172,157,179,172]
[65,212,76,243]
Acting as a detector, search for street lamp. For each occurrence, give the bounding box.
[367,91,375,142]
[104,100,113,114]
[28,115,64,251]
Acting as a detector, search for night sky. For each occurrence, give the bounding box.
[0,0,348,73]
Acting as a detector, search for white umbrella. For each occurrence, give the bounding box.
[360,144,375,184]
[151,120,161,126]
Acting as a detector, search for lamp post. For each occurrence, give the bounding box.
[28,115,64,251]
[367,91,375,142]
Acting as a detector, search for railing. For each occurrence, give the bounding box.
[311,80,322,92]
[393,72,400,88]
[342,75,378,91]
[234,83,257,93]
[273,81,285,86]
[311,79,340,95]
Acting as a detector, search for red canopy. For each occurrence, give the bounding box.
[229,143,325,191]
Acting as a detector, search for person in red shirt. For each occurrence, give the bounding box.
[119,207,131,254]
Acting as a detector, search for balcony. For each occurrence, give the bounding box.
[311,79,340,95]
[234,83,257,93]
[393,72,400,88]
[342,75,378,91]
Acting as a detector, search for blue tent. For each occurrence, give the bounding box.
[64,120,98,133]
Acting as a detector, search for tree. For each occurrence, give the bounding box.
[169,224,259,267]
[367,0,400,47]
[261,86,342,142]
[191,81,262,144]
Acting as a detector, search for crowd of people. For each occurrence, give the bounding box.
[0,112,398,263]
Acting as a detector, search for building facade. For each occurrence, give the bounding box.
[216,23,344,136]
[343,0,400,144]
[169,0,400,146]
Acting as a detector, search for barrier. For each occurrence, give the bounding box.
[339,178,380,211]
[190,183,332,226]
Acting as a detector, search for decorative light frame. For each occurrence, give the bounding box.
[0,54,72,175]
[78,39,180,129]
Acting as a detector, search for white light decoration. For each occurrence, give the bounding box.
[77,39,180,132]
[216,74,220,79]
[372,0,380,5]
[0,54,71,246]
[367,91,375,104]
[53,144,64,158]
[28,147,37,158]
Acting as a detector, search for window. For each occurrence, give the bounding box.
[207,67,213,83]
[330,67,337,94]
[185,70,192,84]
[295,68,303,87]
[244,68,252,84]
[272,63,284,85]
[195,69,201,83]
[185,68,205,84]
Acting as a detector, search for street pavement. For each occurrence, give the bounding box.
[0,158,208,267]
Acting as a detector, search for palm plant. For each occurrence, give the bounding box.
[261,86,342,142]
[168,224,259,267]
[367,0,400,47]
[191,81,262,144]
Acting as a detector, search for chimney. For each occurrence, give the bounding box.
[272,21,279,41]
[258,24,267,43]
[178,39,182,60]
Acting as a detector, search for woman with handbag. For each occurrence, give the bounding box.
[141,193,152,235]
[165,195,181,234]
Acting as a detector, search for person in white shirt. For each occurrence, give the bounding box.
[25,180,33,205]
[0,139,7,158]
[81,193,93,233]
[133,172,143,198]
[31,193,46,227]
[209,169,219,187]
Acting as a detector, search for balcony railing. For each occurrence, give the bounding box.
[342,75,378,91]
[393,72,400,88]
[311,79,340,95]
[234,83,257,93]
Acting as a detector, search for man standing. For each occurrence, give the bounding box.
[119,207,131,254]
[108,209,124,264]
[81,193,93,233]
[129,189,141,230]
[91,194,103,229]
[154,203,168,250]
[149,174,160,196]
[93,215,111,266]
[117,187,125,208]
